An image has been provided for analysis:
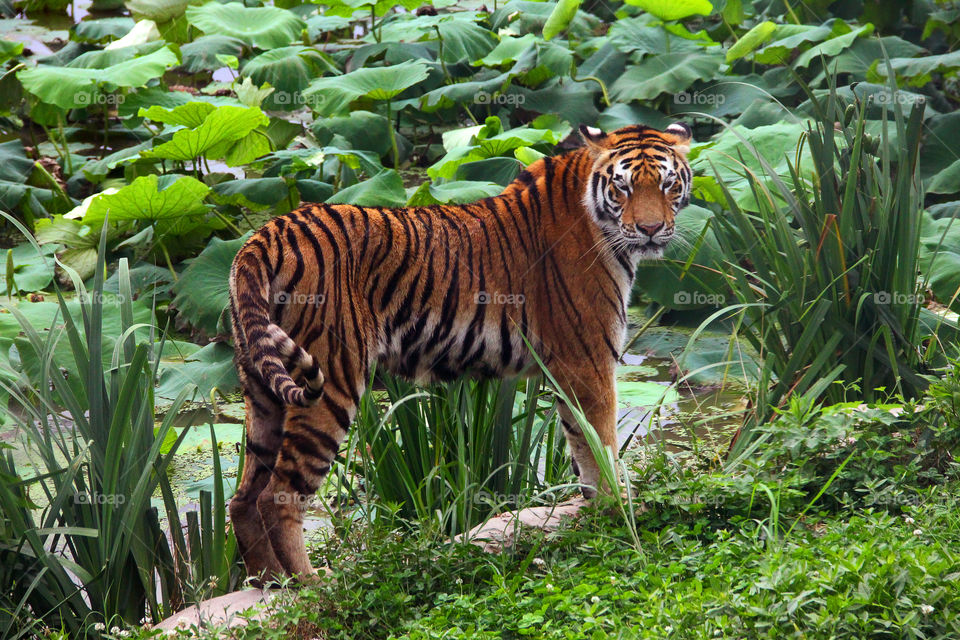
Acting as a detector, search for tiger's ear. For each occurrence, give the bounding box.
[578,124,607,153]
[665,122,692,156]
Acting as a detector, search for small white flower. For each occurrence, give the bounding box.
[591,595,600,604]
[904,516,915,524]
[93,623,105,631]
[545,583,554,592]
[914,528,924,536]
[532,557,545,567]
[455,577,463,585]
[920,604,934,615]
[609,576,617,585]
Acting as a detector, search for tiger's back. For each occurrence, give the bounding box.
[228,122,694,582]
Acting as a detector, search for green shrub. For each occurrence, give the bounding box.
[708,69,958,454]
[0,226,239,636]
[339,372,572,536]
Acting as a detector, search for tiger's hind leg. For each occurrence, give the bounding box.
[256,384,361,579]
[230,382,286,585]
[551,365,618,499]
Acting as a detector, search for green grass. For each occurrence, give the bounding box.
[337,372,573,536]
[140,480,960,640]
[705,67,959,456]
[131,361,960,640]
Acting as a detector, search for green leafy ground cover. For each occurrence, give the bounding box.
[133,363,960,639]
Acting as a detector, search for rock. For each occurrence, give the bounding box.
[456,498,588,552]
[153,589,278,634]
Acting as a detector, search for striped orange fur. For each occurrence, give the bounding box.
[229,122,694,581]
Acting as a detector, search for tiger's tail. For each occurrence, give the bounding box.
[230,251,325,407]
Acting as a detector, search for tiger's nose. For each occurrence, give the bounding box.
[638,223,664,237]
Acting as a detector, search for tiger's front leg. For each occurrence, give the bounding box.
[551,365,618,498]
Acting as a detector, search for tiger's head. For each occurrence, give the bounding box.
[581,122,693,260]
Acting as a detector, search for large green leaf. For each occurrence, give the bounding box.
[0,39,24,64]
[155,342,239,402]
[726,20,776,62]
[928,161,960,196]
[303,60,430,115]
[311,110,393,157]
[611,50,723,102]
[211,177,292,211]
[608,14,715,56]
[139,101,216,127]
[489,0,600,38]
[427,119,562,180]
[185,1,305,49]
[170,234,247,337]
[73,17,136,43]
[868,49,960,87]
[830,36,924,79]
[179,34,246,72]
[624,0,713,21]
[327,169,408,207]
[474,33,538,67]
[793,23,873,69]
[241,46,339,111]
[751,21,838,65]
[919,112,960,198]
[0,243,58,295]
[0,139,52,216]
[306,14,352,40]
[375,13,496,63]
[691,121,816,211]
[455,157,523,186]
[125,0,194,22]
[82,174,210,228]
[919,212,960,310]
[141,105,269,162]
[17,45,179,109]
[406,180,502,206]
[5,297,155,402]
[543,0,581,41]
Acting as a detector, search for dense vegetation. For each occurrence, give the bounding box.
[1,0,959,636]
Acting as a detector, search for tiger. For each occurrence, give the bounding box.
[228,122,694,581]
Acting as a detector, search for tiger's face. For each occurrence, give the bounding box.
[581,123,693,260]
